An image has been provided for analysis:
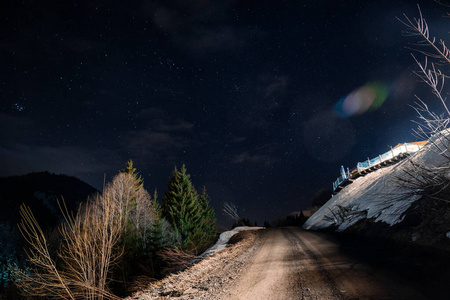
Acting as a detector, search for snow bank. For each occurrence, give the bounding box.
[304,136,448,232]
[201,226,265,257]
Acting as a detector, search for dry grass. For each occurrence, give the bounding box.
[227,230,258,245]
[157,247,199,275]
[128,229,261,300]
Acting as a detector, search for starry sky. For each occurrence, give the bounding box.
[1,0,448,225]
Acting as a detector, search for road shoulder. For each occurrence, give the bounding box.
[127,229,264,300]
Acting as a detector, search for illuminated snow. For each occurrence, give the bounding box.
[303,135,448,232]
[201,226,265,257]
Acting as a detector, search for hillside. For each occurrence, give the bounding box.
[303,135,450,248]
[0,172,99,294]
[0,171,98,228]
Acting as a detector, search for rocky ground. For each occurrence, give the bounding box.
[126,230,263,300]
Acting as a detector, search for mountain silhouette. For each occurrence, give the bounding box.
[0,171,98,229]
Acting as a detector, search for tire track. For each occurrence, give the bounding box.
[218,228,304,299]
[284,228,346,300]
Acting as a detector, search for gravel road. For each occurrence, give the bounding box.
[218,227,429,300]
[130,227,430,299]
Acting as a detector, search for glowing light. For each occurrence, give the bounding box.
[334,82,389,118]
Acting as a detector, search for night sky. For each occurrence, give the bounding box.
[1,0,448,225]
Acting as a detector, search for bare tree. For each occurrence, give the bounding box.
[13,196,122,299]
[13,204,76,299]
[395,5,450,202]
[398,5,450,147]
[222,202,240,224]
[12,172,157,299]
[105,172,156,248]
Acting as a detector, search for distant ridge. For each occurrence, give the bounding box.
[0,171,98,228]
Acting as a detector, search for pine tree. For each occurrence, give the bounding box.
[199,186,215,221]
[118,160,143,232]
[148,188,176,252]
[152,189,162,219]
[198,186,216,244]
[162,165,208,252]
[121,159,143,191]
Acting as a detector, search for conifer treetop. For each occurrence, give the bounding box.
[121,160,143,191]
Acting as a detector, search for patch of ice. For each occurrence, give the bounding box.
[446,231,450,239]
[201,226,265,257]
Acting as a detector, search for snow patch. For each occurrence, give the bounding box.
[201,226,265,257]
[304,135,448,232]
[446,231,450,239]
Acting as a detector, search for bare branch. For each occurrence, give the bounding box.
[397,5,450,65]
[12,172,157,299]
[222,202,240,222]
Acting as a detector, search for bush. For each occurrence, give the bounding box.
[12,168,159,299]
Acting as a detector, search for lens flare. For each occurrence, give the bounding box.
[334,82,390,118]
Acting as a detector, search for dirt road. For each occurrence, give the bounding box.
[131,227,433,299]
[219,227,428,300]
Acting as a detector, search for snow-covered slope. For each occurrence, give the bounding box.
[201,226,265,256]
[303,137,448,232]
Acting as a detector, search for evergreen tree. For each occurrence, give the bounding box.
[121,159,143,191]
[148,188,178,253]
[152,188,163,219]
[198,186,216,243]
[118,160,143,232]
[162,165,215,253]
[199,186,215,221]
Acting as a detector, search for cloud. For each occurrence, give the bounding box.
[137,108,194,132]
[232,152,267,164]
[231,149,278,167]
[146,1,259,55]
[127,130,185,153]
[180,26,246,53]
[125,109,199,164]
[257,75,289,98]
[230,136,247,143]
[155,120,194,132]
[125,130,195,165]
[149,0,233,30]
